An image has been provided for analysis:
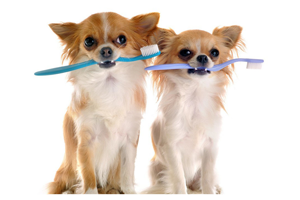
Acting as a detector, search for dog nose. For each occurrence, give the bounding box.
[197,55,208,65]
[100,47,113,58]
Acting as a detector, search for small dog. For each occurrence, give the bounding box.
[147,26,244,194]
[47,12,160,194]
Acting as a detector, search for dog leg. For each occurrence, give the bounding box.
[77,131,97,194]
[120,135,138,194]
[161,143,187,194]
[201,138,218,194]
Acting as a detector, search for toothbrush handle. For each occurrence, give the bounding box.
[209,58,264,71]
[145,63,191,70]
[34,51,161,76]
[145,58,264,71]
[34,60,97,76]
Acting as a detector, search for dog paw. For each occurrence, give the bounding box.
[62,190,74,194]
[173,190,188,196]
[124,190,138,196]
[85,187,98,194]
[187,188,202,194]
[215,184,222,194]
[106,188,122,194]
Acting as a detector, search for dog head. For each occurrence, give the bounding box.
[49,12,160,68]
[152,26,245,99]
[155,26,244,75]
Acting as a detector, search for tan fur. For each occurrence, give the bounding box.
[146,25,245,194]
[134,82,147,112]
[152,26,245,103]
[97,154,123,194]
[47,12,160,194]
[48,111,78,194]
[151,134,157,159]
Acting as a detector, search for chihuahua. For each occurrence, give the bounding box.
[147,26,244,194]
[47,12,160,194]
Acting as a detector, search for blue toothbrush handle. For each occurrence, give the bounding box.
[34,51,161,76]
[34,60,97,76]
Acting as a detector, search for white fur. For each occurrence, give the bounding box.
[147,71,227,194]
[102,13,110,43]
[85,187,98,194]
[69,59,146,194]
[196,39,201,52]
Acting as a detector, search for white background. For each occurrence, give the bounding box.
[0,0,300,199]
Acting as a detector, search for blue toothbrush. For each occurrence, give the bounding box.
[35,45,160,76]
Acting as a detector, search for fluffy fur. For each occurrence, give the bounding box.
[47,12,160,194]
[145,26,245,194]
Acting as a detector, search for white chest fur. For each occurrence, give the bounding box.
[155,73,226,182]
[70,60,145,131]
[69,61,145,189]
[161,73,225,139]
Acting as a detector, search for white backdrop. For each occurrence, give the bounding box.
[0,0,300,199]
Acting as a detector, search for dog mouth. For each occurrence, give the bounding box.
[98,60,116,68]
[187,68,211,75]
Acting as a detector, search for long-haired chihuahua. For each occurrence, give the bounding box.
[47,12,160,194]
[147,26,244,194]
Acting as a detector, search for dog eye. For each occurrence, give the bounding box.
[210,49,219,57]
[179,49,192,57]
[116,35,126,45]
[84,37,95,47]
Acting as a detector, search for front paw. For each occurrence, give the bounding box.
[62,190,74,194]
[202,185,214,194]
[202,185,222,194]
[85,187,98,194]
[175,191,188,196]
[173,187,188,196]
[106,188,122,194]
[215,184,222,194]
[121,187,136,194]
[123,190,138,196]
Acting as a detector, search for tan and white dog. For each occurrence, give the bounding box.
[47,12,160,194]
[146,26,244,194]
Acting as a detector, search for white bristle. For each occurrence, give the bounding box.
[247,62,263,69]
[140,44,160,56]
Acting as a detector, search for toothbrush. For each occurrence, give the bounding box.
[145,58,264,72]
[34,45,160,76]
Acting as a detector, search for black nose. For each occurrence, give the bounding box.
[100,47,113,58]
[197,55,208,65]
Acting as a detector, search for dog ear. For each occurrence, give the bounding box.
[213,25,243,49]
[131,12,160,34]
[49,22,80,63]
[49,22,78,44]
[156,28,176,51]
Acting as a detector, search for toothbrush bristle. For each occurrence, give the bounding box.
[247,62,263,69]
[140,44,160,56]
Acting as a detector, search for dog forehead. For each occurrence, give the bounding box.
[83,12,129,27]
[81,12,129,40]
[102,12,131,32]
[177,30,215,52]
